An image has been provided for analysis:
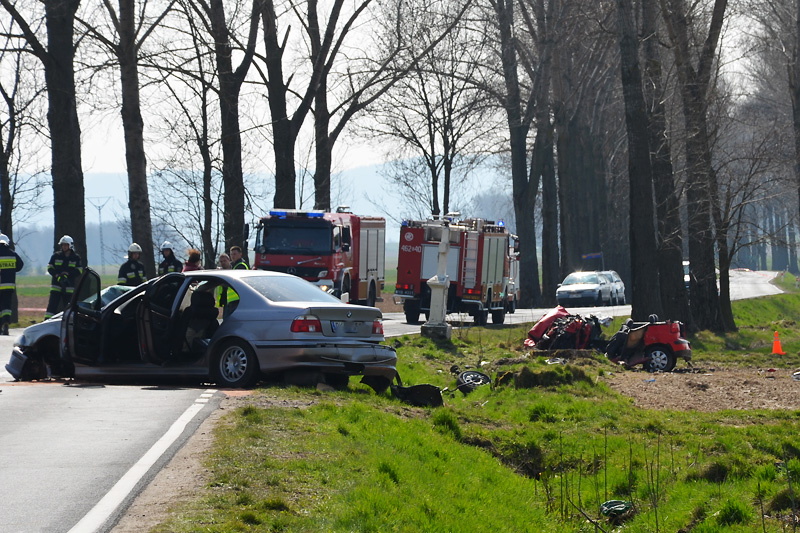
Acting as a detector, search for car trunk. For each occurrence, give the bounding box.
[308,306,381,337]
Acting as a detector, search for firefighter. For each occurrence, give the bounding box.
[45,235,84,319]
[118,243,147,286]
[158,241,183,276]
[0,233,23,335]
[229,246,249,270]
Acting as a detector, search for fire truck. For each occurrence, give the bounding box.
[394,216,515,325]
[252,207,385,306]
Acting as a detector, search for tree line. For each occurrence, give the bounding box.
[0,0,796,331]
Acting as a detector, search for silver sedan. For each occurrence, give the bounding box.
[7,268,397,388]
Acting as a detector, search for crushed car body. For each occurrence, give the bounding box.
[7,268,397,388]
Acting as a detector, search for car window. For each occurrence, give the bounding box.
[150,276,184,310]
[563,272,598,285]
[244,275,343,303]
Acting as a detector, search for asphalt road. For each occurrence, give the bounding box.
[0,269,781,531]
[0,336,222,533]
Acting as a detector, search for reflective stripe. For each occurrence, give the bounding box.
[0,258,16,269]
[0,309,11,318]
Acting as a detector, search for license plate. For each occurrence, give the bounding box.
[331,321,362,333]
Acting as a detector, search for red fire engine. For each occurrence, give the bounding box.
[394,216,516,325]
[252,207,385,306]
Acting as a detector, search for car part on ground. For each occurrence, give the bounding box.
[456,370,492,394]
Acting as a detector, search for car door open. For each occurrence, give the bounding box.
[61,268,102,365]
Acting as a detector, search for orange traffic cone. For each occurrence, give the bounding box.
[772,331,786,355]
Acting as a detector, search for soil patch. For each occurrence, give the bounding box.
[601,366,800,411]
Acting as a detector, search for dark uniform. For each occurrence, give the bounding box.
[118,259,147,286]
[158,253,183,276]
[45,250,83,319]
[0,240,23,333]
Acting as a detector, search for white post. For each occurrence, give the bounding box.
[422,225,452,340]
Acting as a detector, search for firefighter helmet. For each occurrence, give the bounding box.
[160,241,173,251]
[0,234,9,245]
[58,235,74,247]
[128,243,143,253]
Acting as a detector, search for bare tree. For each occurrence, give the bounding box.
[367,15,499,218]
[616,0,663,320]
[189,0,259,253]
[660,0,728,331]
[78,0,178,277]
[0,0,88,262]
[0,22,48,244]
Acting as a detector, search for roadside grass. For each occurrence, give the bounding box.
[156,283,800,532]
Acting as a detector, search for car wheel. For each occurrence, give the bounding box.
[404,300,421,325]
[214,339,259,388]
[644,345,676,372]
[620,293,626,305]
[366,282,377,307]
[456,370,491,394]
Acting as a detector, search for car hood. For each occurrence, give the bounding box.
[15,317,61,347]
[557,283,600,292]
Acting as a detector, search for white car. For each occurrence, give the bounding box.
[556,271,613,307]
[601,270,626,305]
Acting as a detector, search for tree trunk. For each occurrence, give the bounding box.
[661,0,727,331]
[616,0,663,320]
[540,121,559,306]
[313,80,332,211]
[261,0,297,209]
[44,0,87,263]
[493,0,539,308]
[210,0,257,251]
[118,0,155,277]
[642,0,689,325]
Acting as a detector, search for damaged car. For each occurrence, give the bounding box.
[6,268,397,389]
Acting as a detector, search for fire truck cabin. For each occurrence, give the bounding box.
[253,207,385,306]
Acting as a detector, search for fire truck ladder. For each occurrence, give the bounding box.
[462,232,479,287]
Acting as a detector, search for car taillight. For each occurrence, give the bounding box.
[372,320,384,335]
[396,283,413,291]
[291,315,322,333]
[464,287,481,296]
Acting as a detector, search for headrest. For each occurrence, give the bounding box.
[191,290,216,308]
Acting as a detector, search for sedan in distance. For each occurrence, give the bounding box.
[601,270,626,305]
[6,268,397,389]
[555,271,613,307]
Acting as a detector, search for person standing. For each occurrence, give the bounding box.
[218,253,231,270]
[118,243,147,286]
[229,246,249,270]
[0,234,23,335]
[158,241,183,276]
[45,235,84,319]
[182,248,203,272]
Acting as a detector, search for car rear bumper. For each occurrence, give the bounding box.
[253,342,398,379]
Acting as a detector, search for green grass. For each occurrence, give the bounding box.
[153,280,800,532]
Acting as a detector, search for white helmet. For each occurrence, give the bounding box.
[160,241,173,251]
[0,234,9,245]
[128,242,143,253]
[58,235,74,246]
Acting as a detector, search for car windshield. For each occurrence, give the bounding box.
[562,272,598,285]
[243,275,342,303]
[81,284,135,308]
[256,221,332,255]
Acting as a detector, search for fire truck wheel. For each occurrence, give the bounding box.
[473,308,488,326]
[404,301,421,325]
[366,281,377,307]
[508,294,517,314]
[491,306,506,325]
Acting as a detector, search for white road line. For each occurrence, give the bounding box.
[68,394,211,533]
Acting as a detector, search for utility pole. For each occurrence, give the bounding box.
[87,197,112,275]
